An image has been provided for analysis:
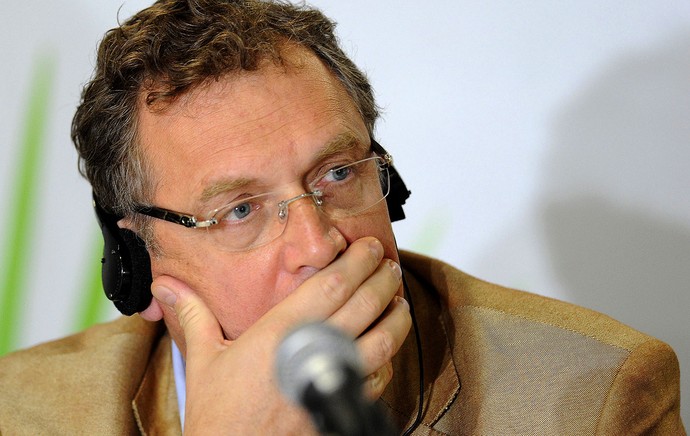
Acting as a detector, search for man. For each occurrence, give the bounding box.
[0,0,684,434]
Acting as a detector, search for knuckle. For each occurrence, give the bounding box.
[373,329,396,363]
[366,363,393,400]
[319,271,349,305]
[177,302,199,331]
[355,289,382,319]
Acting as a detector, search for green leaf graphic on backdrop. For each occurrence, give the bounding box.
[0,54,55,355]
[410,212,452,255]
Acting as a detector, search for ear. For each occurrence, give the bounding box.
[139,297,165,321]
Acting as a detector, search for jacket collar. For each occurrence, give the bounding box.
[132,332,182,435]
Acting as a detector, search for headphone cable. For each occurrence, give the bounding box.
[399,258,424,435]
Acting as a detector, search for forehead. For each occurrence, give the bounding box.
[136,46,370,209]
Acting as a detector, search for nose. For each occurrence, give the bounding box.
[280,196,346,272]
[277,190,323,221]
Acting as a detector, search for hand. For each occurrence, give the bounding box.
[151,237,411,434]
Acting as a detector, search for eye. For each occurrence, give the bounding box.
[221,201,260,222]
[231,203,251,220]
[324,165,353,183]
[210,192,274,227]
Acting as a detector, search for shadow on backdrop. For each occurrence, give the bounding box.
[541,31,690,424]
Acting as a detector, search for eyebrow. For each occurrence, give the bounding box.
[200,177,255,203]
[313,132,367,162]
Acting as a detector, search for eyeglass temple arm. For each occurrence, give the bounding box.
[135,205,201,228]
[371,138,411,222]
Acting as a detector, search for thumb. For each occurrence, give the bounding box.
[151,275,226,355]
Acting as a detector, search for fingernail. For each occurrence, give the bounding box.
[395,296,409,311]
[388,259,402,280]
[153,286,177,307]
[369,239,382,257]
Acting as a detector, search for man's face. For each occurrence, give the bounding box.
[137,47,398,349]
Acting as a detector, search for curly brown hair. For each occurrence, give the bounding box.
[72,0,379,223]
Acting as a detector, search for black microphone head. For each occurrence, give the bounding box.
[275,322,362,405]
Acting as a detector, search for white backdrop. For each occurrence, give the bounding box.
[1,0,688,424]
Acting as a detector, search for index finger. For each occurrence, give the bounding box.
[258,237,384,330]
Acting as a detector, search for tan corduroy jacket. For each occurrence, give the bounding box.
[0,251,684,435]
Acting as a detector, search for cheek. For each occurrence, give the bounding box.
[336,207,398,262]
[202,255,282,338]
[151,230,286,339]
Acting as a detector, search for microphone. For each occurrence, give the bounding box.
[275,322,397,436]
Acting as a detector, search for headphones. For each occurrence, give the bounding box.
[93,140,411,315]
[93,195,154,315]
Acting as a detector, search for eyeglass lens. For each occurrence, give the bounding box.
[207,156,390,251]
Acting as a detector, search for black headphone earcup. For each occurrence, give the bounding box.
[109,229,153,315]
[371,139,410,222]
[385,164,410,223]
[95,196,153,316]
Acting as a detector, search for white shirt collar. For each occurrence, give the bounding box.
[171,339,187,428]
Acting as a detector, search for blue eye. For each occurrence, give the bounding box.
[327,166,352,182]
[227,202,253,221]
[212,193,274,227]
